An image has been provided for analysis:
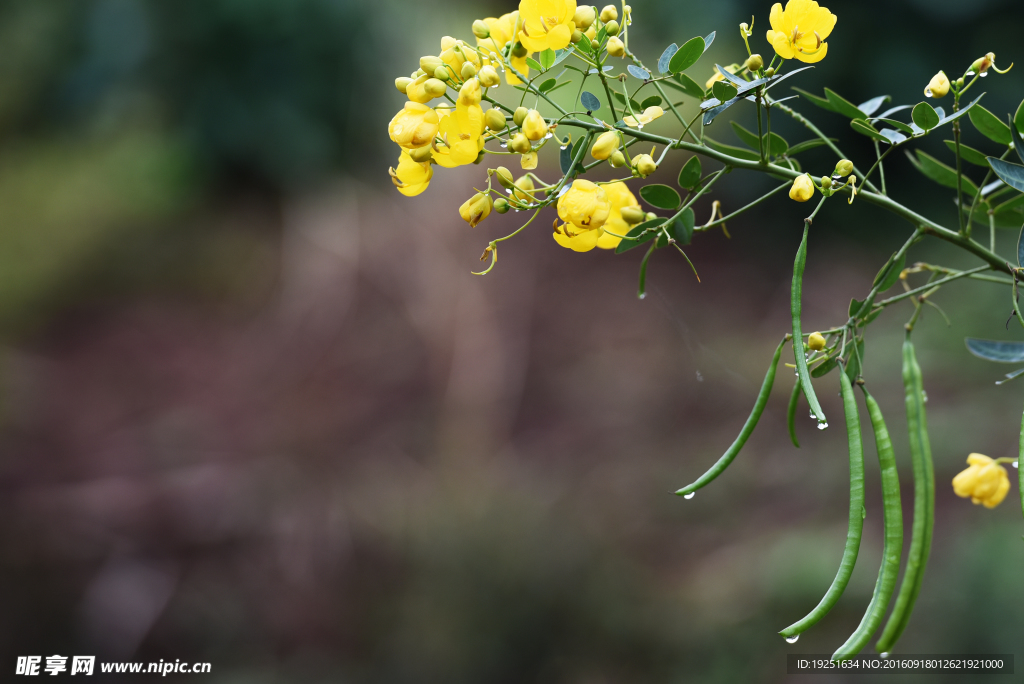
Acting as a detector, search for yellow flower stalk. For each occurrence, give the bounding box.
[590,131,620,160]
[389,102,441,150]
[952,453,1011,509]
[924,71,950,98]
[476,12,532,86]
[519,0,577,53]
[623,106,665,128]
[765,0,836,64]
[553,179,612,252]
[389,150,434,197]
[521,109,549,141]
[432,103,485,168]
[790,173,815,202]
[459,192,493,227]
[595,182,641,250]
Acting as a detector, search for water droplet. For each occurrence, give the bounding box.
[809,410,815,419]
[817,422,829,430]
[921,390,928,403]
[924,88,933,97]
[500,142,508,148]
[1014,461,1019,469]
[684,492,695,500]
[637,123,644,129]
[785,635,799,644]
[544,132,553,139]
[861,506,867,519]
[880,652,890,659]
[560,145,568,150]
[696,371,704,382]
[980,71,989,78]
[638,293,646,300]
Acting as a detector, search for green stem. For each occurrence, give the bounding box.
[696,181,791,232]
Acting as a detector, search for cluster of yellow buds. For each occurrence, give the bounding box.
[789,160,856,203]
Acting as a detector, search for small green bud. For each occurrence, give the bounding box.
[764,67,775,77]
[485,109,506,132]
[461,62,477,80]
[494,197,510,214]
[409,146,433,163]
[472,19,490,40]
[509,133,532,154]
[620,206,646,224]
[434,66,451,81]
[744,54,763,71]
[609,150,627,168]
[645,212,657,222]
[833,159,854,177]
[395,77,413,93]
[511,42,528,59]
[473,150,486,165]
[412,69,425,78]
[571,29,583,44]
[513,106,529,127]
[604,19,619,36]
[494,166,515,189]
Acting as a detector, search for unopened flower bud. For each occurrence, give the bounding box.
[458,78,482,106]
[573,6,596,30]
[633,153,657,178]
[609,150,627,168]
[620,206,646,224]
[513,175,536,202]
[485,109,506,132]
[424,78,447,98]
[478,65,500,87]
[833,159,854,177]
[590,131,619,160]
[600,5,618,22]
[925,71,949,98]
[461,62,477,80]
[409,146,433,163]
[604,20,620,36]
[412,69,425,78]
[970,52,995,75]
[764,67,775,77]
[509,133,532,154]
[645,212,657,222]
[513,106,529,127]
[420,55,443,74]
[789,174,815,202]
[494,166,515,189]
[522,109,548,141]
[511,41,528,58]
[395,77,413,93]
[434,66,451,81]
[472,19,490,39]
[808,332,826,351]
[744,54,763,71]
[459,192,492,228]
[571,29,584,43]
[607,36,625,57]
[494,197,510,214]
[956,77,965,88]
[820,176,832,192]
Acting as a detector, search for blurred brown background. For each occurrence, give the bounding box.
[1,0,1024,681]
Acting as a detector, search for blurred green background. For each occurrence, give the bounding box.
[1,0,1023,681]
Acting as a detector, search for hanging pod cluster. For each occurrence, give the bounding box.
[676,214,937,659]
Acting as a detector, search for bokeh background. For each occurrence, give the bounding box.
[1,0,1024,681]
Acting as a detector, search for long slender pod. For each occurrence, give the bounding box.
[675,337,786,496]
[832,389,904,660]
[875,337,935,654]
[787,379,802,448]
[792,223,827,425]
[1019,401,1024,522]
[780,368,865,638]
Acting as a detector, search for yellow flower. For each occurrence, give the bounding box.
[952,453,1011,509]
[765,0,836,64]
[519,0,577,53]
[476,12,532,86]
[458,78,482,106]
[808,331,826,350]
[459,192,493,227]
[925,71,950,98]
[590,131,619,160]
[632,153,657,178]
[389,150,433,197]
[553,179,611,252]
[623,106,664,128]
[388,102,440,150]
[521,151,538,169]
[789,173,815,202]
[432,102,485,168]
[521,109,549,140]
[595,181,640,250]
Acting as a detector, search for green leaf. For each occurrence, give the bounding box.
[1019,224,1024,268]
[669,36,705,73]
[658,43,678,74]
[994,193,1024,214]
[715,64,746,87]
[969,105,1012,145]
[730,122,761,150]
[845,339,864,382]
[580,91,601,112]
[628,65,651,81]
[678,156,702,189]
[615,219,662,253]
[943,140,990,167]
[793,87,837,113]
[858,95,891,117]
[667,73,704,99]
[596,26,607,44]
[911,102,940,131]
[538,78,557,93]
[703,31,716,50]
[711,80,737,102]
[703,137,761,162]
[872,253,906,292]
[639,184,681,209]
[936,94,984,127]
[577,34,593,55]
[988,157,1024,192]
[613,91,641,112]
[824,88,867,119]
[849,298,865,317]
[876,118,915,135]
[811,357,838,378]
[850,119,888,142]
[526,57,543,72]
[544,80,572,94]
[640,95,663,110]
[764,132,789,157]
[907,150,979,196]
[786,139,835,156]
[996,367,1024,385]
[559,137,574,175]
[1014,98,1024,136]
[1010,113,1024,165]
[966,338,1024,363]
[540,48,556,70]
[672,207,695,244]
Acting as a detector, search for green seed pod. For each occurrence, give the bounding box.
[513,106,529,127]
[461,62,477,80]
[494,197,510,214]
[472,19,490,39]
[485,109,506,132]
[420,55,443,74]
[604,19,619,36]
[511,41,528,59]
[395,77,413,93]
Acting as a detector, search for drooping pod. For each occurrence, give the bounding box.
[787,379,802,448]
[675,337,786,496]
[875,337,935,654]
[780,367,865,639]
[832,389,904,661]
[1019,402,1024,522]
[791,223,827,426]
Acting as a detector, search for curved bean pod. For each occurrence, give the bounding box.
[875,337,934,654]
[791,223,827,425]
[675,337,786,496]
[780,368,865,638]
[787,378,802,448]
[832,389,904,661]
[1019,401,1024,522]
